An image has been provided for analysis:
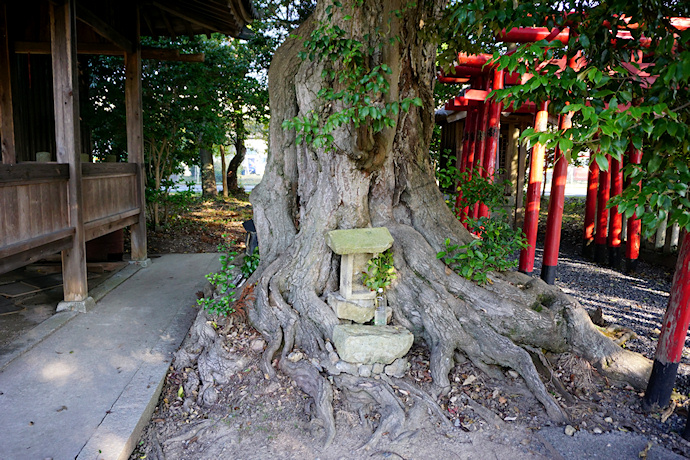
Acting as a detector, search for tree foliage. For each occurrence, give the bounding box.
[439,0,690,236]
[84,34,269,224]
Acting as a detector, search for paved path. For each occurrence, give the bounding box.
[0,253,219,460]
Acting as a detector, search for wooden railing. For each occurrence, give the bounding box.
[0,163,73,273]
[0,162,143,275]
[82,163,141,241]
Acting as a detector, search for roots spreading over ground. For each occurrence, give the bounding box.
[190,0,658,448]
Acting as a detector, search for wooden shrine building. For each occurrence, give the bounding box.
[0,0,254,311]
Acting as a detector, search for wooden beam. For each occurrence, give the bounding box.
[0,3,16,165]
[84,208,139,241]
[51,0,90,303]
[125,7,147,262]
[0,163,69,184]
[0,227,75,260]
[81,162,137,177]
[75,2,134,53]
[0,232,74,276]
[153,1,227,34]
[15,42,204,62]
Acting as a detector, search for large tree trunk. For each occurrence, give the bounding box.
[238,0,651,447]
[200,146,217,197]
[227,127,246,193]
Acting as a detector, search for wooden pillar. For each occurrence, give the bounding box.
[457,109,476,224]
[644,232,690,411]
[460,109,479,228]
[518,101,550,275]
[471,100,490,219]
[583,153,599,258]
[125,6,148,264]
[594,155,611,265]
[514,126,527,229]
[540,112,573,284]
[51,0,92,311]
[0,2,16,164]
[479,69,504,219]
[608,155,623,268]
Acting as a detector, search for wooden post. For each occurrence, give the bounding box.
[459,108,477,225]
[608,155,623,268]
[51,0,92,311]
[540,112,573,284]
[594,155,611,265]
[456,109,475,224]
[518,101,550,275]
[479,69,503,219]
[644,232,690,411]
[583,153,599,258]
[125,6,148,265]
[514,126,527,229]
[0,2,16,164]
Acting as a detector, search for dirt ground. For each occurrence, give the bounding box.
[129,196,690,459]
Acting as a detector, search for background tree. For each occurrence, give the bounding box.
[241,0,652,446]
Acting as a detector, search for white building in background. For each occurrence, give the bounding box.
[242,139,267,177]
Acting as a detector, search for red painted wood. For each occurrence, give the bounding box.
[461,109,478,225]
[584,154,599,245]
[518,100,550,273]
[542,112,573,266]
[456,109,476,221]
[608,156,623,248]
[595,155,611,246]
[479,69,504,219]
[626,144,643,261]
[499,27,570,44]
[655,232,690,363]
[471,100,490,219]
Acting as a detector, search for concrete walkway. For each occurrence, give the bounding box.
[0,253,219,460]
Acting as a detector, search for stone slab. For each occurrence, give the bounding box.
[332,324,413,365]
[326,227,393,255]
[327,293,374,323]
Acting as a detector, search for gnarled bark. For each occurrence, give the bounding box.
[244,0,651,446]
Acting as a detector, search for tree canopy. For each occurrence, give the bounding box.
[437,0,690,236]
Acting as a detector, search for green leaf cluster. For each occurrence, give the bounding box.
[361,249,397,294]
[439,0,690,235]
[241,247,261,278]
[197,237,238,316]
[437,220,528,284]
[282,0,423,149]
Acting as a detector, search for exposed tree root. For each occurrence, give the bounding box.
[216,0,659,450]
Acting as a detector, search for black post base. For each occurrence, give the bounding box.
[625,258,639,274]
[608,246,622,269]
[642,359,679,411]
[594,243,607,265]
[582,239,595,259]
[541,264,557,285]
[519,269,533,277]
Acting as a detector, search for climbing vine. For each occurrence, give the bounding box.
[282,0,422,149]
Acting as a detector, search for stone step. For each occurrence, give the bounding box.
[332,324,413,365]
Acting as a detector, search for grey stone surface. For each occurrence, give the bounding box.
[0,253,220,460]
[537,426,686,460]
[327,293,375,323]
[332,324,414,365]
[56,296,95,313]
[325,227,393,255]
[358,364,373,377]
[385,358,409,378]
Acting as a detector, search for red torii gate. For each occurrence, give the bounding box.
[439,20,690,419]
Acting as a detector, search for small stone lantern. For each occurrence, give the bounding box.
[325,227,393,323]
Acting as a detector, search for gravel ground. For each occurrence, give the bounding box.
[532,242,679,365]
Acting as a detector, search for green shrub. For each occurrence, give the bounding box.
[197,238,237,316]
